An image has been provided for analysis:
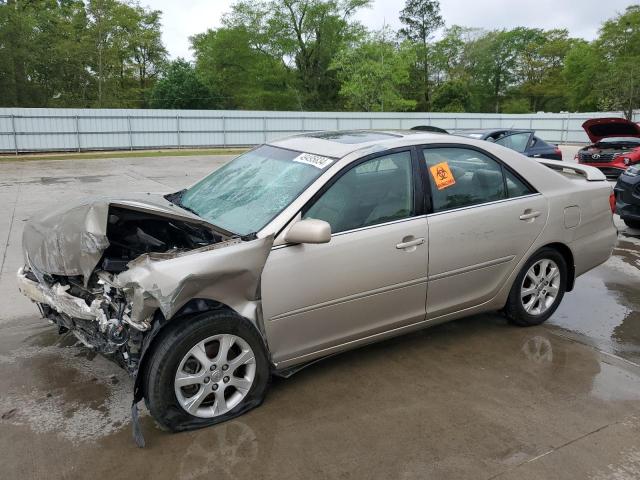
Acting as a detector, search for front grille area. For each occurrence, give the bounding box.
[578,151,620,163]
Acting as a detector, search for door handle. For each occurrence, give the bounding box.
[396,237,425,250]
[519,210,541,221]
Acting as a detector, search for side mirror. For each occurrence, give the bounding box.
[284,219,331,244]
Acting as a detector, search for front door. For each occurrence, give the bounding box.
[261,149,429,366]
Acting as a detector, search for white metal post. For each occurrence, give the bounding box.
[75,115,81,152]
[11,114,18,155]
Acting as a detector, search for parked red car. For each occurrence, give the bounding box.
[576,118,640,178]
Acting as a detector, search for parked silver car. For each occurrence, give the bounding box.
[17,130,617,436]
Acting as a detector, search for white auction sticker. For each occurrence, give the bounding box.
[293,152,334,169]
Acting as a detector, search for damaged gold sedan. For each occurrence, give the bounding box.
[18,131,617,442]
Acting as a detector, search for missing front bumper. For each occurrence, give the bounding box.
[17,266,105,322]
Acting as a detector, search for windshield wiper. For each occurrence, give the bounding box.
[164,190,240,238]
[165,190,200,216]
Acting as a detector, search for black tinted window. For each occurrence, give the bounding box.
[423,148,507,212]
[304,151,413,233]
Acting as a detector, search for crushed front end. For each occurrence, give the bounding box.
[17,266,146,372]
[16,194,230,375]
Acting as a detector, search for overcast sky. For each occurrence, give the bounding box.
[152,0,637,60]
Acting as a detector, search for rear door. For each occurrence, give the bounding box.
[420,145,548,319]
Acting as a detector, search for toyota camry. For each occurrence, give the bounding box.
[17,130,617,441]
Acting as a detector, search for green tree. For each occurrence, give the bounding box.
[150,59,213,109]
[398,0,444,110]
[86,0,166,107]
[332,29,416,112]
[191,26,297,110]
[129,6,167,105]
[432,80,470,112]
[512,29,575,111]
[563,40,601,111]
[223,0,370,110]
[595,5,640,118]
[470,28,535,112]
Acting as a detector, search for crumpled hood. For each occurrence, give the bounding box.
[22,193,210,282]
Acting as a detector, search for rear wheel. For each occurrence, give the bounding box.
[624,219,640,230]
[144,310,270,431]
[504,248,567,327]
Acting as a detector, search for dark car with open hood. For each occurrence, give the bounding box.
[576,118,640,178]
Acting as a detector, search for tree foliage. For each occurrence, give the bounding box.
[399,0,444,110]
[191,26,297,110]
[332,28,416,111]
[0,0,166,108]
[149,59,212,109]
[220,0,370,110]
[1,1,640,114]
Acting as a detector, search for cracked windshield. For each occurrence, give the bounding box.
[181,145,329,235]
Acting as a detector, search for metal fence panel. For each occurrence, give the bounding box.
[0,108,638,153]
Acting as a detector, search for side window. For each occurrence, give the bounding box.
[423,147,506,212]
[495,132,531,153]
[505,169,534,198]
[304,151,413,233]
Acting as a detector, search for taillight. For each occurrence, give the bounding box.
[609,192,616,214]
[555,147,562,159]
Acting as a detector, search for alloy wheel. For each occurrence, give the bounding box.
[520,258,561,316]
[174,334,256,418]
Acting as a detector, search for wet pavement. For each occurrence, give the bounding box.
[1,148,639,480]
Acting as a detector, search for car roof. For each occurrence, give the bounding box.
[268,129,450,159]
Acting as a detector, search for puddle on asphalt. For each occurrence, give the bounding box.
[591,361,640,402]
[550,230,640,365]
[0,175,113,187]
[0,328,134,443]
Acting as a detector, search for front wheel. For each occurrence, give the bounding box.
[504,248,567,327]
[143,310,270,432]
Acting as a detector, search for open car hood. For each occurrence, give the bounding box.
[582,117,640,143]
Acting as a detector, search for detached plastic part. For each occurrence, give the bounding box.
[131,400,145,448]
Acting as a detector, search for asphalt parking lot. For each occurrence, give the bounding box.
[1,146,639,480]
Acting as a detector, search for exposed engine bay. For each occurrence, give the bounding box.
[101,206,222,273]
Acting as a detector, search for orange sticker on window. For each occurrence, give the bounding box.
[429,162,456,190]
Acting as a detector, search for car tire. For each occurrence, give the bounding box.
[143,309,270,432]
[623,219,640,230]
[504,247,567,327]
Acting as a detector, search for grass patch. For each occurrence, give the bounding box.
[0,147,249,162]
